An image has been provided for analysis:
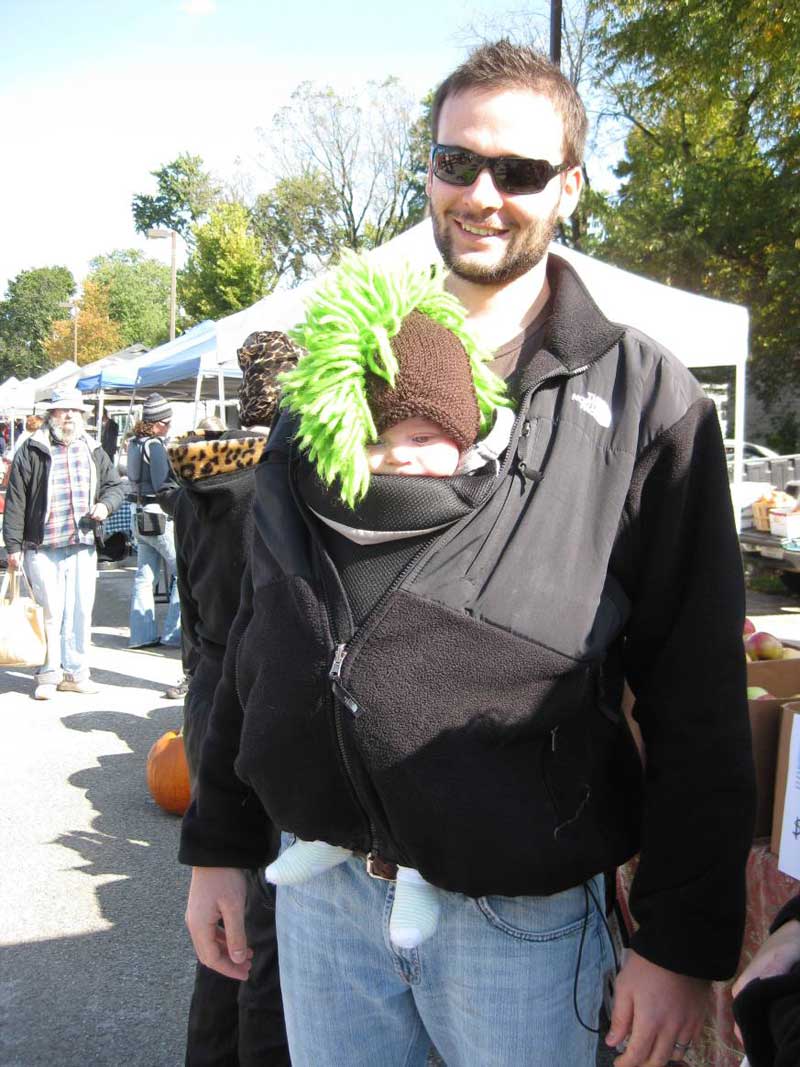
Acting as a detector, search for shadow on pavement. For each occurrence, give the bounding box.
[0,705,195,1066]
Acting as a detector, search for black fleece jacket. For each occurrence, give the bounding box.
[180,254,755,981]
[169,430,267,783]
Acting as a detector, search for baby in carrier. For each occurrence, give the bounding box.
[265,253,513,949]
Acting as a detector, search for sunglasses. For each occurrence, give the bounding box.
[431,144,571,195]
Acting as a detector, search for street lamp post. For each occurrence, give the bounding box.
[550,0,562,66]
[147,228,178,341]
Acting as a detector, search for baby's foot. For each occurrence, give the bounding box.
[265,839,352,885]
[389,866,441,949]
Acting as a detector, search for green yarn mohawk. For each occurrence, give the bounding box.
[280,251,510,507]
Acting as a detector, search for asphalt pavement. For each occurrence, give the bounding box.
[0,561,193,1067]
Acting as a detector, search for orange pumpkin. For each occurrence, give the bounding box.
[146,729,191,816]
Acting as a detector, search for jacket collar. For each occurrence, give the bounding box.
[541,253,625,373]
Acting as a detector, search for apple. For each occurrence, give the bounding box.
[743,617,757,637]
[745,631,785,661]
[747,686,773,699]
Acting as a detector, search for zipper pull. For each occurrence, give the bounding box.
[329,644,361,717]
[329,643,347,681]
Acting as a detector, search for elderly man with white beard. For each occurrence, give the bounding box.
[3,387,123,699]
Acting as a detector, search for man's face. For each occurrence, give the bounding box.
[427,88,582,286]
[48,408,84,444]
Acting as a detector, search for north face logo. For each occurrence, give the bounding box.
[571,391,612,428]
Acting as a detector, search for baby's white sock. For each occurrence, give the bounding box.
[389,866,441,949]
[265,839,352,885]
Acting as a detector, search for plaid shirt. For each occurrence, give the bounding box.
[41,436,95,548]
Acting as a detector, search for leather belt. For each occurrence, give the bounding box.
[354,851,398,881]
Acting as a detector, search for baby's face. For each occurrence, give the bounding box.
[366,416,461,477]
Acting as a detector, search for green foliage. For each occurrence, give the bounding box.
[0,265,76,378]
[250,172,340,286]
[131,153,222,242]
[588,0,800,404]
[765,413,800,456]
[87,250,170,347]
[178,202,273,324]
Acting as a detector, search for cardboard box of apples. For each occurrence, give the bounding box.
[744,619,800,839]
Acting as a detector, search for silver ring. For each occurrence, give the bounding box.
[673,1040,692,1051]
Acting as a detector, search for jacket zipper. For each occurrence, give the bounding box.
[287,460,378,853]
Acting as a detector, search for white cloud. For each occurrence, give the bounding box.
[179,0,217,15]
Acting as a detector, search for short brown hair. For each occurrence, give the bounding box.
[431,40,588,167]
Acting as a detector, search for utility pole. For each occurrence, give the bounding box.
[550,0,562,67]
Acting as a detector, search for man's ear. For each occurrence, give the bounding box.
[558,164,583,221]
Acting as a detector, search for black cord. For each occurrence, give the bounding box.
[573,878,621,1034]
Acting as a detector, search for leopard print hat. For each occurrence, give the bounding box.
[237,330,302,427]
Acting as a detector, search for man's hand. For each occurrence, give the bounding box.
[6,551,22,572]
[185,866,253,981]
[732,918,800,996]
[89,502,109,522]
[605,949,710,1067]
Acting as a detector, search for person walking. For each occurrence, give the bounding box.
[2,387,123,699]
[182,41,755,1067]
[126,393,181,649]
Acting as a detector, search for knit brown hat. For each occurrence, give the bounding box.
[237,331,302,427]
[367,310,480,452]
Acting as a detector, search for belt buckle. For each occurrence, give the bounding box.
[365,852,397,881]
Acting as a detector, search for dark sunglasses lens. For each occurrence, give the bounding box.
[494,158,553,194]
[433,148,480,186]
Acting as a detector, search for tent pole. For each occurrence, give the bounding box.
[217,367,226,428]
[733,353,747,533]
[193,372,203,429]
[96,390,105,444]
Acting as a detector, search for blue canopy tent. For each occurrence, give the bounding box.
[75,320,242,428]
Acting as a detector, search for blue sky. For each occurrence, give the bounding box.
[0,0,580,295]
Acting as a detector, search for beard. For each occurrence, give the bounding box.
[431,203,559,285]
[48,415,84,445]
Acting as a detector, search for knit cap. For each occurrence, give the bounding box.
[142,393,172,423]
[367,309,479,453]
[237,331,302,428]
[280,252,510,507]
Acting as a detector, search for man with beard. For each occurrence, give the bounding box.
[3,387,123,699]
[182,41,754,1067]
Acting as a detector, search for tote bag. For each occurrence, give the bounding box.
[0,570,47,667]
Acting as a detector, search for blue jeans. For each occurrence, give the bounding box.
[24,543,97,685]
[275,842,613,1067]
[128,520,181,647]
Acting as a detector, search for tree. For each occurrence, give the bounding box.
[0,266,76,379]
[131,153,222,243]
[178,202,273,324]
[257,78,427,277]
[87,250,170,348]
[587,0,800,404]
[250,173,340,286]
[45,280,124,366]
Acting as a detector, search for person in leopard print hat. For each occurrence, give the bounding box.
[170,330,300,1067]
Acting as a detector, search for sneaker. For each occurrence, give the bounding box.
[33,683,57,700]
[164,680,189,700]
[57,679,100,695]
